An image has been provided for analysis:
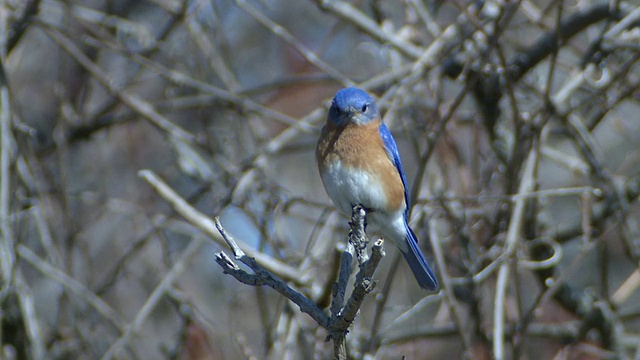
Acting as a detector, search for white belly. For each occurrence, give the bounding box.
[320,160,389,215]
[321,160,410,248]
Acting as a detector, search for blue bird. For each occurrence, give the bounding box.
[316,87,438,291]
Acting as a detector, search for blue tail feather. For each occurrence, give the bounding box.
[401,227,438,291]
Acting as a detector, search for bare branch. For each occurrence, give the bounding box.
[43,26,195,144]
[17,245,126,333]
[214,205,384,360]
[494,145,539,360]
[213,217,330,329]
[100,235,206,360]
[138,169,307,285]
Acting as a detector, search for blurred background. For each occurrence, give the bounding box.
[2,0,640,359]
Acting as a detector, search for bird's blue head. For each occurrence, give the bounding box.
[328,87,379,126]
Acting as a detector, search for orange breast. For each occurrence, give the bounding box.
[316,120,406,212]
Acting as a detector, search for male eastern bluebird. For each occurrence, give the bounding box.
[316,87,438,291]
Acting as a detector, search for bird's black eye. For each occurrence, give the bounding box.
[361,103,368,112]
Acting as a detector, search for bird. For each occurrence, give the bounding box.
[316,87,438,291]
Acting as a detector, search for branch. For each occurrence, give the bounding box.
[100,235,206,360]
[17,245,125,332]
[235,0,352,87]
[138,169,307,286]
[7,0,41,54]
[509,3,624,81]
[333,238,383,329]
[0,36,15,289]
[43,26,195,144]
[214,205,384,360]
[328,206,384,358]
[213,218,330,329]
[313,0,423,59]
[493,145,539,360]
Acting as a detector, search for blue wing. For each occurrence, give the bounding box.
[379,123,411,218]
[379,123,438,291]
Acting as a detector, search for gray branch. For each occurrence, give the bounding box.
[214,206,384,359]
[214,217,330,329]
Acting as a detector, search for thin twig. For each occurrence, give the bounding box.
[314,0,423,59]
[14,272,45,360]
[429,217,471,354]
[0,9,16,352]
[17,245,126,332]
[331,241,353,320]
[213,217,330,329]
[185,7,240,92]
[7,0,40,53]
[493,144,539,360]
[43,26,196,144]
[235,0,352,87]
[100,235,206,360]
[138,169,307,285]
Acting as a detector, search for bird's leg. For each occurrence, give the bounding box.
[349,205,370,264]
[360,206,368,230]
